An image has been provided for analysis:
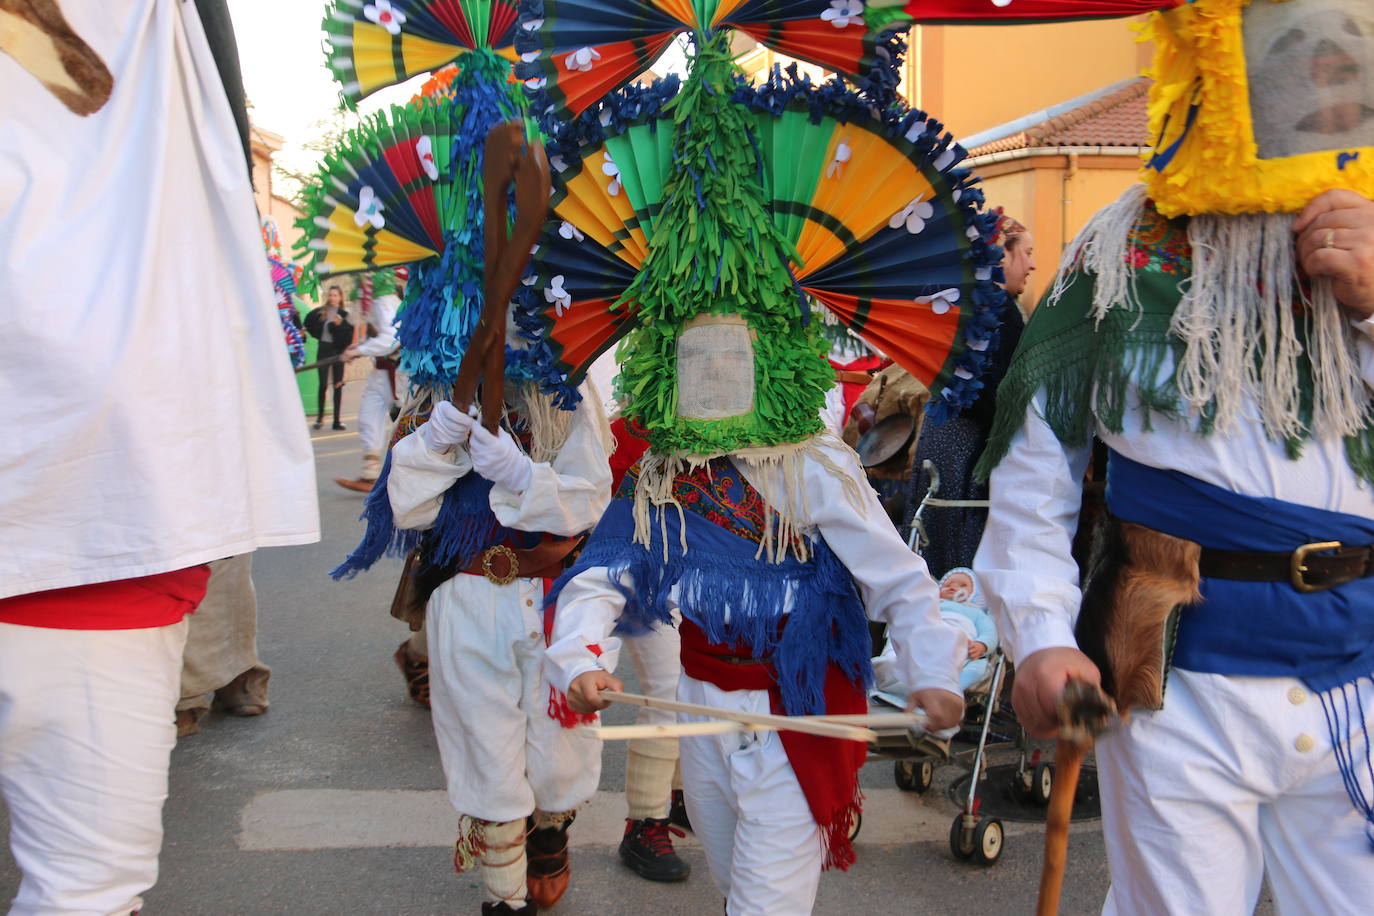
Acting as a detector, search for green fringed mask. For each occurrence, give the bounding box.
[610,34,832,457]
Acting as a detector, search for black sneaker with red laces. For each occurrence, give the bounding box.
[619,817,691,882]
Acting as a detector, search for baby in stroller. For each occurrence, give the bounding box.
[872,568,999,733]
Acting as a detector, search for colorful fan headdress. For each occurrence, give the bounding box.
[514,26,1005,458]
[323,0,521,105]
[865,0,1191,31]
[514,0,908,123]
[301,2,563,579]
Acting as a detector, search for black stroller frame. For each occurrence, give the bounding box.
[859,460,1057,866]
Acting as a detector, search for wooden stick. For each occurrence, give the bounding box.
[1036,681,1114,916]
[1036,740,1084,916]
[589,711,923,742]
[601,690,876,743]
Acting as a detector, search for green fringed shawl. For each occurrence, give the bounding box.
[976,208,1374,484]
[615,33,831,457]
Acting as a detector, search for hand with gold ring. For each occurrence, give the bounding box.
[1293,189,1374,320]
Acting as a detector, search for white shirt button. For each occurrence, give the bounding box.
[1287,687,1307,705]
[526,599,534,608]
[1294,734,1316,753]
[530,631,540,640]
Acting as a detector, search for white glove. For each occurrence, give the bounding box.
[420,401,475,452]
[469,422,534,493]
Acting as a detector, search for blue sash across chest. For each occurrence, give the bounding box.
[546,460,874,716]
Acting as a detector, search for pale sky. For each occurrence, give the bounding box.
[225,2,690,201]
[226,0,429,198]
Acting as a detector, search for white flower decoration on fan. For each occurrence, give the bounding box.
[525,77,547,90]
[889,196,935,235]
[904,119,929,143]
[362,0,406,35]
[602,152,622,196]
[558,221,584,242]
[826,138,853,178]
[354,186,385,230]
[567,47,602,73]
[416,136,439,181]
[545,275,572,315]
[821,0,865,29]
[916,287,960,316]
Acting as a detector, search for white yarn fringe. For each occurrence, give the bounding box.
[1050,184,1371,441]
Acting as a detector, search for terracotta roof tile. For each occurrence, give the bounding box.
[967,77,1151,156]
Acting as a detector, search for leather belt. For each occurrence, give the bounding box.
[1199,541,1374,593]
[458,536,582,585]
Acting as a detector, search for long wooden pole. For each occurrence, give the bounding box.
[601,690,877,743]
[589,711,925,741]
[1035,681,1114,916]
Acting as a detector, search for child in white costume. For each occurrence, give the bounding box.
[387,385,611,914]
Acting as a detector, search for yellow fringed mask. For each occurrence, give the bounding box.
[1145,0,1374,216]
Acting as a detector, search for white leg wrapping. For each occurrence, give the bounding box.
[478,819,529,908]
[626,750,678,820]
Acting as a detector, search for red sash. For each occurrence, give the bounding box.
[679,620,865,870]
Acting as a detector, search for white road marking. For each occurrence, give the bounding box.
[237,788,1098,851]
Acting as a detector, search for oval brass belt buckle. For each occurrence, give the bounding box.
[481,544,520,586]
[1290,541,1342,593]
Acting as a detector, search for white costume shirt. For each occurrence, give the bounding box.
[545,435,966,698]
[975,321,1374,667]
[352,293,399,359]
[0,1,319,597]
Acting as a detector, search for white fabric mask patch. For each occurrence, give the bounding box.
[1244,0,1374,160]
[675,314,755,420]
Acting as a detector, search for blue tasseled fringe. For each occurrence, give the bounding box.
[330,454,522,580]
[546,505,874,717]
[1318,676,1374,851]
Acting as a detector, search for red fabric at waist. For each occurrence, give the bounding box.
[0,566,211,630]
[678,620,866,870]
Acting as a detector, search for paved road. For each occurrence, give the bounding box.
[2,386,1136,915]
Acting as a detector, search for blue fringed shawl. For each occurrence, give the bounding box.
[546,485,874,717]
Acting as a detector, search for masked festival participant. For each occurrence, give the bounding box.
[974,2,1374,912]
[0,2,319,913]
[386,374,611,914]
[514,14,1001,907]
[295,7,619,909]
[338,269,407,493]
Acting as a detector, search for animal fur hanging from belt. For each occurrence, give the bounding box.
[1036,516,1203,915]
[0,1,113,116]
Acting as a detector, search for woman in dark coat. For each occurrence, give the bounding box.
[905,213,1037,577]
[303,285,354,430]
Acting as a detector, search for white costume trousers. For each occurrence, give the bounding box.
[677,675,823,916]
[1097,668,1374,916]
[356,367,393,477]
[0,620,188,916]
[426,574,601,823]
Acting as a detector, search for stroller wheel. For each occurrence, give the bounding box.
[972,817,1004,866]
[949,814,975,860]
[1033,762,1055,806]
[894,759,934,793]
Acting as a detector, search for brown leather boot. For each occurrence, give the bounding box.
[525,824,571,909]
